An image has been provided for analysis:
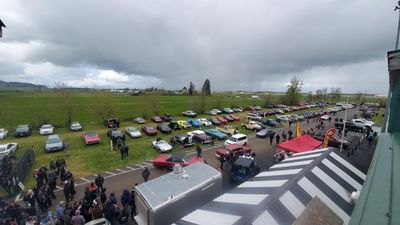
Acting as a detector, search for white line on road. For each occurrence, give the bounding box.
[80,177,92,182]
[105,171,116,175]
[56,186,63,190]
[115,168,125,172]
[142,162,153,166]
[126,166,135,170]
[135,164,144,168]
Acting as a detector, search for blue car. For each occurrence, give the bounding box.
[187,119,201,128]
[204,128,228,140]
[230,156,259,183]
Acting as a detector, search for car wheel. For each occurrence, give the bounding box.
[161,166,169,171]
[253,128,257,132]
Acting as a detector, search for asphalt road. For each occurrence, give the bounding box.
[14,108,363,217]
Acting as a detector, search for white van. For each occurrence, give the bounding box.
[224,134,248,146]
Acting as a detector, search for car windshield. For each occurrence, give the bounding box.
[228,137,237,142]
[42,125,52,129]
[127,127,138,132]
[86,132,97,137]
[0,129,4,133]
[147,127,155,131]
[71,123,80,126]
[47,137,61,144]
[182,155,191,163]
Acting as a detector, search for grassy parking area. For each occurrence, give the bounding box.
[372,108,385,126]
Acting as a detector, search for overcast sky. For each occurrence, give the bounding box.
[0,0,396,94]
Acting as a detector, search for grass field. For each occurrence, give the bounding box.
[372,108,385,126]
[0,90,386,197]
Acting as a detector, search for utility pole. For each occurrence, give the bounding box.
[340,96,349,152]
[394,1,400,49]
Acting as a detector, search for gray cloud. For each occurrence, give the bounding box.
[0,0,395,94]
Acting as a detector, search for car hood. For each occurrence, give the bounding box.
[154,142,172,150]
[45,142,63,148]
[129,131,141,136]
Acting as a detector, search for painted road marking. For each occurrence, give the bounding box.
[126,166,135,170]
[105,171,116,175]
[80,177,92,182]
[115,168,125,172]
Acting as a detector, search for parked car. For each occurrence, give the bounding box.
[142,126,158,136]
[187,130,212,144]
[225,134,248,146]
[206,109,219,115]
[230,115,241,121]
[152,116,163,123]
[107,129,125,141]
[152,139,173,152]
[157,123,172,134]
[221,108,234,114]
[321,115,331,120]
[215,116,228,124]
[104,118,120,128]
[335,121,364,132]
[153,153,204,170]
[245,113,262,121]
[187,119,201,128]
[351,118,375,128]
[40,124,54,135]
[177,120,191,129]
[70,122,82,131]
[45,134,64,153]
[182,110,197,118]
[262,119,280,128]
[126,127,142,138]
[243,106,255,111]
[312,132,350,148]
[0,143,18,156]
[168,121,180,130]
[217,125,238,136]
[173,134,194,147]
[256,129,276,138]
[242,121,262,131]
[15,125,31,137]
[216,144,251,158]
[230,156,258,183]
[0,129,8,139]
[160,114,172,122]
[204,129,228,140]
[198,118,212,127]
[276,115,291,122]
[83,131,101,145]
[133,117,146,124]
[223,115,235,122]
[207,117,221,126]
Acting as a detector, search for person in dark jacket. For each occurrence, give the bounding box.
[196,145,202,158]
[120,189,130,207]
[91,200,103,220]
[128,187,136,219]
[71,210,85,225]
[103,201,118,225]
[95,175,104,195]
[100,188,107,206]
[63,181,71,202]
[109,192,117,205]
[141,167,150,182]
[269,133,275,145]
[275,134,281,144]
[23,189,36,216]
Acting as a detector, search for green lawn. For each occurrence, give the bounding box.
[372,108,385,126]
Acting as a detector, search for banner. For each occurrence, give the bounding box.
[295,122,301,137]
[323,128,337,148]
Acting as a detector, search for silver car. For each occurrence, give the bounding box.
[45,134,64,153]
[70,122,82,131]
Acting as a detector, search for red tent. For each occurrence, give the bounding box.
[277,134,323,153]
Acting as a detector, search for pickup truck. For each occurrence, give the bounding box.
[242,121,262,131]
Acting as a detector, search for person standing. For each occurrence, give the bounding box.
[95,174,104,195]
[23,189,36,216]
[288,130,293,139]
[282,131,287,141]
[269,133,275,145]
[64,142,70,157]
[196,145,202,158]
[276,134,281,144]
[142,167,150,182]
[219,156,225,170]
[71,210,85,225]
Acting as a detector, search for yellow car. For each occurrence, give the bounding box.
[217,125,238,136]
[177,120,192,129]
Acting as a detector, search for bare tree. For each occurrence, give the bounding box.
[306,91,314,102]
[55,82,74,126]
[147,95,161,115]
[329,87,342,103]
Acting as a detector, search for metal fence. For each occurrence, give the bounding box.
[0,147,35,197]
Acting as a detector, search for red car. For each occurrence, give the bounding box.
[152,116,163,123]
[215,116,228,124]
[153,153,204,170]
[243,106,255,111]
[230,115,241,121]
[216,144,252,158]
[83,131,101,145]
[142,126,158,136]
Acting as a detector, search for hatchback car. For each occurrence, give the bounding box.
[70,122,82,131]
[45,134,64,153]
[40,124,54,135]
[0,128,8,139]
[15,125,31,137]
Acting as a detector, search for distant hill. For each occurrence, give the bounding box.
[0,80,48,90]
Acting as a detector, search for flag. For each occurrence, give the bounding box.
[296,122,301,137]
[323,128,337,148]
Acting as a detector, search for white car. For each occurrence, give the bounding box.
[321,115,331,120]
[198,118,212,127]
[0,143,18,156]
[0,129,8,139]
[126,127,142,138]
[70,122,82,131]
[152,140,173,152]
[225,134,248,146]
[351,118,375,128]
[40,124,54,135]
[276,115,291,122]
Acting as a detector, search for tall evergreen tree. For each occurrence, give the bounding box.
[189,82,195,95]
[201,79,211,95]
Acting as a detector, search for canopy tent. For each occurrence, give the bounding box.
[277,134,322,153]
